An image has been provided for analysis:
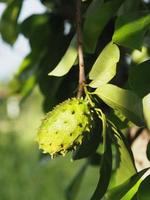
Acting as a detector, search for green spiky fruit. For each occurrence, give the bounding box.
[36,98,92,158]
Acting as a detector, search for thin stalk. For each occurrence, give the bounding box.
[76,0,86,98]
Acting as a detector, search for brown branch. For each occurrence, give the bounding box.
[127,127,145,145]
[76,0,86,98]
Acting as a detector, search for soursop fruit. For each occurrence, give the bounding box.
[36,98,93,158]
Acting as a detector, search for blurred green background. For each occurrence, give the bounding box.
[0,1,98,199]
[0,86,98,200]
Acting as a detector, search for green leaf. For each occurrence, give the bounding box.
[137,174,150,200]
[48,36,77,77]
[20,13,67,53]
[83,0,124,53]
[143,93,150,130]
[104,168,149,200]
[95,84,144,126]
[20,13,50,39]
[108,110,130,130]
[119,0,141,14]
[0,0,22,44]
[90,128,112,200]
[146,141,150,161]
[131,47,149,64]
[109,131,136,189]
[66,162,88,200]
[89,42,120,88]
[112,12,150,49]
[128,60,150,97]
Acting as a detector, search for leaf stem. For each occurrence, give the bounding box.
[76,0,86,98]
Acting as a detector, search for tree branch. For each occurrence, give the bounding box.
[76,0,86,98]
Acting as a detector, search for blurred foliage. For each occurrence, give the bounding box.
[0,132,99,200]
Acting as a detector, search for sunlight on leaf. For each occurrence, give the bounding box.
[89,42,120,88]
[121,179,142,200]
[113,12,150,49]
[104,168,149,200]
[143,93,150,130]
[95,84,144,126]
[131,47,149,64]
[48,36,77,77]
[137,174,150,200]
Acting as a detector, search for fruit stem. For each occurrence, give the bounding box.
[84,86,95,107]
[76,0,86,98]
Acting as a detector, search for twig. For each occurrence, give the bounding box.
[76,0,86,98]
[128,127,145,145]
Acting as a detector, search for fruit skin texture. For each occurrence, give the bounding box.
[36,98,92,158]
